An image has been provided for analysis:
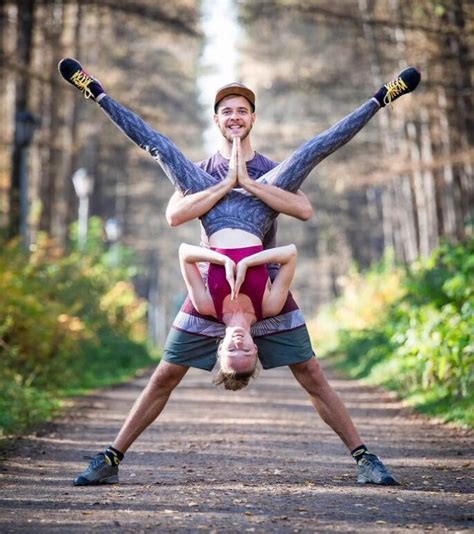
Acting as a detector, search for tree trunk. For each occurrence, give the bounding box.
[62,1,83,235]
[39,1,64,241]
[441,0,473,239]
[8,0,35,239]
[436,87,458,238]
[0,0,12,229]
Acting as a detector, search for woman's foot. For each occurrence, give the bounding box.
[373,67,421,107]
[58,58,105,101]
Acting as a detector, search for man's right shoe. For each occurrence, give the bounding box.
[73,452,119,486]
[58,58,105,101]
[357,453,399,486]
[374,67,421,107]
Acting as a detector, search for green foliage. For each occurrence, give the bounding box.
[311,239,474,427]
[0,219,157,436]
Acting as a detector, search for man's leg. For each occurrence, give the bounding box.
[112,361,188,453]
[111,318,224,454]
[255,317,362,451]
[290,357,362,450]
[73,303,221,487]
[73,361,188,486]
[253,294,398,486]
[290,357,398,485]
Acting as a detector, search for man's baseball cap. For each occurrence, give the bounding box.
[214,82,256,113]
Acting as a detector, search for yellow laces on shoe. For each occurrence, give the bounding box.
[383,77,408,106]
[70,70,94,99]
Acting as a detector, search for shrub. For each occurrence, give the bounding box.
[0,220,156,436]
[310,239,474,427]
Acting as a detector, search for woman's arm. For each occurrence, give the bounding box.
[263,244,297,316]
[179,244,236,312]
[234,244,297,316]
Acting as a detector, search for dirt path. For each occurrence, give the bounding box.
[0,363,472,533]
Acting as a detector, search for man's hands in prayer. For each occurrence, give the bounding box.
[225,137,251,189]
[224,138,239,188]
[234,137,253,189]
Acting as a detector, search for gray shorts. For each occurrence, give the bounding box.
[163,325,314,371]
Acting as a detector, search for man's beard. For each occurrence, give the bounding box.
[219,122,253,143]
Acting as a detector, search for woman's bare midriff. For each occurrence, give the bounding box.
[209,228,262,248]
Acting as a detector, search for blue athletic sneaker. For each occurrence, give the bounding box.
[58,58,105,101]
[73,452,119,486]
[357,453,399,485]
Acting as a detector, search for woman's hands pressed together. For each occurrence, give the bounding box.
[224,257,237,300]
[233,259,249,300]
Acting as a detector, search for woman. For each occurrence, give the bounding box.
[58,58,420,389]
[179,139,298,390]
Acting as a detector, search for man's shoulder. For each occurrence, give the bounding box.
[251,152,279,172]
[195,152,226,173]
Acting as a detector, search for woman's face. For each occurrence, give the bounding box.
[219,326,258,373]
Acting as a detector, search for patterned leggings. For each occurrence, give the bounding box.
[99,96,379,239]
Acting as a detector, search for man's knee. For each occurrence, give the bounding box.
[290,357,330,393]
[147,360,188,394]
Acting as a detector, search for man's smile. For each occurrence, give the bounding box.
[227,124,244,134]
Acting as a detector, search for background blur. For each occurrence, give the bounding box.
[1,0,472,341]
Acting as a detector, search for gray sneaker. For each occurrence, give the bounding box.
[357,453,399,485]
[73,452,119,486]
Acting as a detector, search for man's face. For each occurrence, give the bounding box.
[219,326,258,373]
[214,95,256,143]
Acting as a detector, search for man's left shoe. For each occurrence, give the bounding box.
[357,453,399,485]
[374,67,421,107]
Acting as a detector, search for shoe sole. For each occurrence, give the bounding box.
[357,475,399,486]
[73,474,119,486]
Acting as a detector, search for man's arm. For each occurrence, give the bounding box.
[235,138,313,221]
[166,179,313,226]
[167,136,314,226]
[166,181,232,227]
[241,182,313,221]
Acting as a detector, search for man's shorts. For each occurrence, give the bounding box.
[163,293,315,371]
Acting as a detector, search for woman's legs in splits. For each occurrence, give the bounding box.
[99,96,379,200]
[258,99,380,191]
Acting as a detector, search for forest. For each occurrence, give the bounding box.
[0,0,472,431]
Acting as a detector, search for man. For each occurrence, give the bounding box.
[59,59,419,487]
